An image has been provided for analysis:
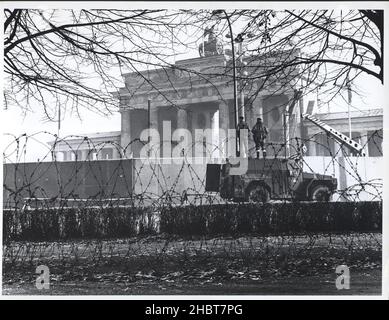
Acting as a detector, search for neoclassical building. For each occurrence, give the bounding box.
[49,33,383,161]
[49,107,383,161]
[113,31,307,160]
[48,131,121,161]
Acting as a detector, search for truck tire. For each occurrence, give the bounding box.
[310,184,332,202]
[246,184,269,203]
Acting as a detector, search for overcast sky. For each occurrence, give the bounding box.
[1,3,386,162]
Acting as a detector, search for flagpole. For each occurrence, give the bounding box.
[58,106,61,138]
[348,101,352,139]
[347,79,352,139]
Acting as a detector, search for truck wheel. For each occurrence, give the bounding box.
[246,185,269,203]
[310,185,332,202]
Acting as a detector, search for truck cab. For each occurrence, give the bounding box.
[205,158,337,202]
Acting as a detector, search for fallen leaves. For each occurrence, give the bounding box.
[3,233,382,289]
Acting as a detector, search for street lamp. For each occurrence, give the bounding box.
[211,10,253,157]
[231,33,253,120]
[212,10,238,157]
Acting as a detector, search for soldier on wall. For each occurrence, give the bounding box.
[251,117,268,159]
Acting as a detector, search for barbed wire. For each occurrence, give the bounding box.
[2,130,382,286]
[3,130,382,210]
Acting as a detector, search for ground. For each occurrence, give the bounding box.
[2,269,381,295]
[3,233,382,295]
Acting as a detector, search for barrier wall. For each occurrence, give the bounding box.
[130,157,383,201]
[303,156,383,201]
[3,156,383,208]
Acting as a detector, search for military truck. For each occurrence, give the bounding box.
[205,157,338,202]
[205,110,370,203]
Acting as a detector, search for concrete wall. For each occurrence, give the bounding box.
[3,160,134,208]
[132,158,207,201]
[133,156,383,202]
[4,156,382,208]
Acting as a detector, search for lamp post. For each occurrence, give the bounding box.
[147,99,151,157]
[57,105,61,138]
[211,10,238,156]
[234,37,252,117]
[211,10,252,157]
[346,80,352,139]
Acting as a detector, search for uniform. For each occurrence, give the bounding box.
[251,120,268,158]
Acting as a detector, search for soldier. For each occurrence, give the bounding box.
[251,117,268,159]
[236,116,249,157]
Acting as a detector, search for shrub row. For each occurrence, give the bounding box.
[3,201,382,241]
[3,206,159,241]
[160,201,382,236]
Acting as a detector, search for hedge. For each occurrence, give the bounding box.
[160,201,382,236]
[3,201,382,241]
[3,206,159,241]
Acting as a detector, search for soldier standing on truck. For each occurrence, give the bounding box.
[236,116,249,157]
[251,117,268,159]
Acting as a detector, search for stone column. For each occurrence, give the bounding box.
[149,105,160,158]
[176,107,189,159]
[307,140,316,156]
[150,105,159,130]
[306,128,316,156]
[338,155,349,200]
[251,96,263,124]
[177,107,188,129]
[112,146,120,160]
[219,100,230,132]
[120,108,132,158]
[82,149,89,161]
[247,96,264,158]
[210,110,220,159]
[334,140,344,157]
[283,111,290,157]
[76,150,82,161]
[218,100,230,158]
[68,151,75,161]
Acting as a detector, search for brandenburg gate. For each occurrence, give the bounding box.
[118,35,301,160]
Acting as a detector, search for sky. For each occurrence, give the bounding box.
[1,4,386,162]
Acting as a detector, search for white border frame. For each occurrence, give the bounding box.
[0,1,387,300]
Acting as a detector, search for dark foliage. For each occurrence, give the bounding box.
[4,201,381,241]
[160,201,382,236]
[3,206,158,241]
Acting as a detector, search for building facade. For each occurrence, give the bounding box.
[49,107,383,161]
[303,109,383,157]
[117,47,303,160]
[49,131,121,161]
[49,33,382,161]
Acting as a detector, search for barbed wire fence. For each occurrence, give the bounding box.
[2,130,383,287]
